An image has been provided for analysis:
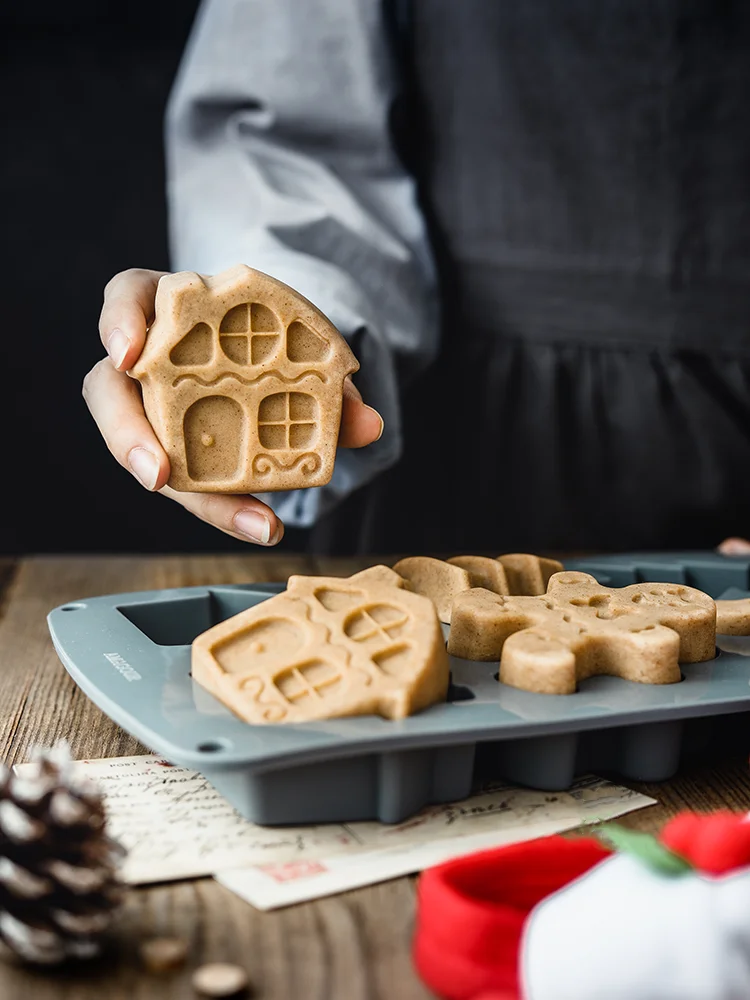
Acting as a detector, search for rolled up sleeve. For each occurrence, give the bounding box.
[164,0,437,526]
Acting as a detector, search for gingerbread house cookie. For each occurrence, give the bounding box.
[447,556,510,596]
[716,597,750,636]
[449,572,716,695]
[130,265,359,492]
[192,566,450,724]
[495,554,563,596]
[391,557,473,623]
[392,553,565,624]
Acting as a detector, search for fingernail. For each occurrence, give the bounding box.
[127,447,160,491]
[234,509,272,544]
[368,406,384,442]
[106,328,131,369]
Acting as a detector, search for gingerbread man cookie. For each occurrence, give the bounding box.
[448,572,716,695]
[192,566,449,723]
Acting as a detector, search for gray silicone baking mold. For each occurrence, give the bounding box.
[47,552,750,825]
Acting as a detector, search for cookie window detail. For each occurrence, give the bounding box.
[219,301,282,365]
[258,392,318,450]
[170,322,214,366]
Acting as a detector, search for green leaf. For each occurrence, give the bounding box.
[596,824,694,876]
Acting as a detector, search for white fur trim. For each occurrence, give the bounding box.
[521,854,750,999]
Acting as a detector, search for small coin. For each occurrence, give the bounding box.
[192,962,249,997]
[140,936,189,973]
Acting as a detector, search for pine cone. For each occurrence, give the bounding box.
[0,743,125,964]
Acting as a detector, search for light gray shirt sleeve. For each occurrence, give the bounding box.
[164,0,438,526]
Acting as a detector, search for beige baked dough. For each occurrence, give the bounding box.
[392,553,565,624]
[130,264,358,493]
[192,566,449,723]
[495,553,564,596]
[716,597,750,635]
[391,557,472,623]
[446,555,510,596]
[449,572,716,695]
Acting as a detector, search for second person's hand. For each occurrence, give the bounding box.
[83,268,384,545]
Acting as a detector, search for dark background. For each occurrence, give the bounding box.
[0,2,269,555]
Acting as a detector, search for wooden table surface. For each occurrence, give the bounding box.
[2,554,750,999]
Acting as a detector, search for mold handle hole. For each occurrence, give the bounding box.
[197,740,230,753]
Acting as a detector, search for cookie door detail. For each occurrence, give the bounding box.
[184,395,246,482]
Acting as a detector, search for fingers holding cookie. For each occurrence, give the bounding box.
[82,357,171,493]
[99,268,166,371]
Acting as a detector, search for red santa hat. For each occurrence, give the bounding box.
[413,812,750,1000]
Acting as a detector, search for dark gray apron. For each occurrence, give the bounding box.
[306,0,750,555]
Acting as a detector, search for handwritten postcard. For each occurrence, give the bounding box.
[14,756,654,900]
[216,775,656,909]
[14,755,356,883]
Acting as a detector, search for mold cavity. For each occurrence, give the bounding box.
[209,587,281,621]
[118,594,214,645]
[447,678,475,702]
[117,587,280,645]
[60,604,85,612]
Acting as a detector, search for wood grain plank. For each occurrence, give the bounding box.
[618,756,750,832]
[0,554,316,766]
[311,554,396,578]
[0,558,18,624]
[0,877,432,1000]
[2,554,750,1000]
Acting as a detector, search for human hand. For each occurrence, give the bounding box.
[718,538,750,556]
[83,269,384,545]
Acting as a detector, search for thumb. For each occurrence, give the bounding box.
[338,376,384,449]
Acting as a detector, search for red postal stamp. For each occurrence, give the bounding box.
[258,860,328,883]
